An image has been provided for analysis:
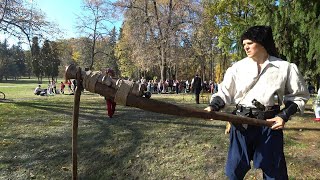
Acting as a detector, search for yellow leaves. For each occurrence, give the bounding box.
[214,62,223,83]
[72,51,81,63]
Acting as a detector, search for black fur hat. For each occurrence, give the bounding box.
[240,26,278,57]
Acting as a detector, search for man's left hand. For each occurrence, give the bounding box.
[267,116,285,130]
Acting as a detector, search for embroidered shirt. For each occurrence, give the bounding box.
[210,56,310,113]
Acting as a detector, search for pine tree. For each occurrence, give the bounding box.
[11,44,26,79]
[0,41,10,81]
[31,37,42,83]
[41,40,52,79]
[50,41,61,79]
[105,27,119,75]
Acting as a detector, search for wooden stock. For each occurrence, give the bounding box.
[95,83,274,127]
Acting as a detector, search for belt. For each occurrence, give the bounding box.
[236,104,280,111]
[235,105,280,120]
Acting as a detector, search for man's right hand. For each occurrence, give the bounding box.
[204,106,213,112]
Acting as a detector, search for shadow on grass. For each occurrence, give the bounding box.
[2,97,319,179]
[286,127,320,131]
[5,98,320,133]
[1,98,228,179]
[0,131,72,178]
[4,98,227,129]
[0,79,41,84]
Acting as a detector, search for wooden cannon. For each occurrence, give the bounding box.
[65,65,273,179]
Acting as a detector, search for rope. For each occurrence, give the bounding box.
[82,71,143,105]
[83,71,102,93]
[114,80,134,105]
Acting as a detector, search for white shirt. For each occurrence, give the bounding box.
[210,56,310,113]
[34,87,41,93]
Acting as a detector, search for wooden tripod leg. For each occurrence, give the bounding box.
[72,67,82,180]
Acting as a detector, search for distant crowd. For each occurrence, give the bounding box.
[138,76,218,95]
[33,76,219,96]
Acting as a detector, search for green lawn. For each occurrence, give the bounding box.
[0,79,319,179]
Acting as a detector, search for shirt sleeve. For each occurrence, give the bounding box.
[210,67,236,106]
[191,78,194,85]
[284,63,310,113]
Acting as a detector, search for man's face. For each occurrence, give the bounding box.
[242,39,266,58]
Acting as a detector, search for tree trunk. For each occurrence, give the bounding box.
[317,74,320,90]
[160,47,167,81]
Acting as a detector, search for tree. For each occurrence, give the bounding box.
[0,0,57,49]
[307,5,320,87]
[41,40,52,78]
[50,41,61,79]
[0,40,26,81]
[24,50,33,78]
[76,0,116,70]
[115,0,202,81]
[10,43,26,79]
[31,36,42,83]
[115,25,138,79]
[0,40,10,81]
[201,0,251,82]
[1,0,61,81]
[40,40,61,80]
[104,27,119,74]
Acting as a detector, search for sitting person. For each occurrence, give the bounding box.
[34,85,42,95]
[40,89,48,96]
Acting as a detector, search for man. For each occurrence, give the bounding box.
[191,74,202,104]
[205,26,309,179]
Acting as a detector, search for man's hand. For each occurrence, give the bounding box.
[204,106,213,112]
[267,116,285,130]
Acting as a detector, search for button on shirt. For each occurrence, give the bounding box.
[210,56,310,113]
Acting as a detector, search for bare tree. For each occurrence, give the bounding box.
[75,0,117,70]
[0,0,57,49]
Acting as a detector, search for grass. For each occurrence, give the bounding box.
[1,79,320,179]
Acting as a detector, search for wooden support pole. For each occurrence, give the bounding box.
[72,67,82,180]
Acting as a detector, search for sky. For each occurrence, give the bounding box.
[0,0,122,49]
[34,0,83,38]
[1,0,83,48]
[1,0,122,49]
[34,0,122,39]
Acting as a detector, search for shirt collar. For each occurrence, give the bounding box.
[266,56,280,68]
[245,56,280,68]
